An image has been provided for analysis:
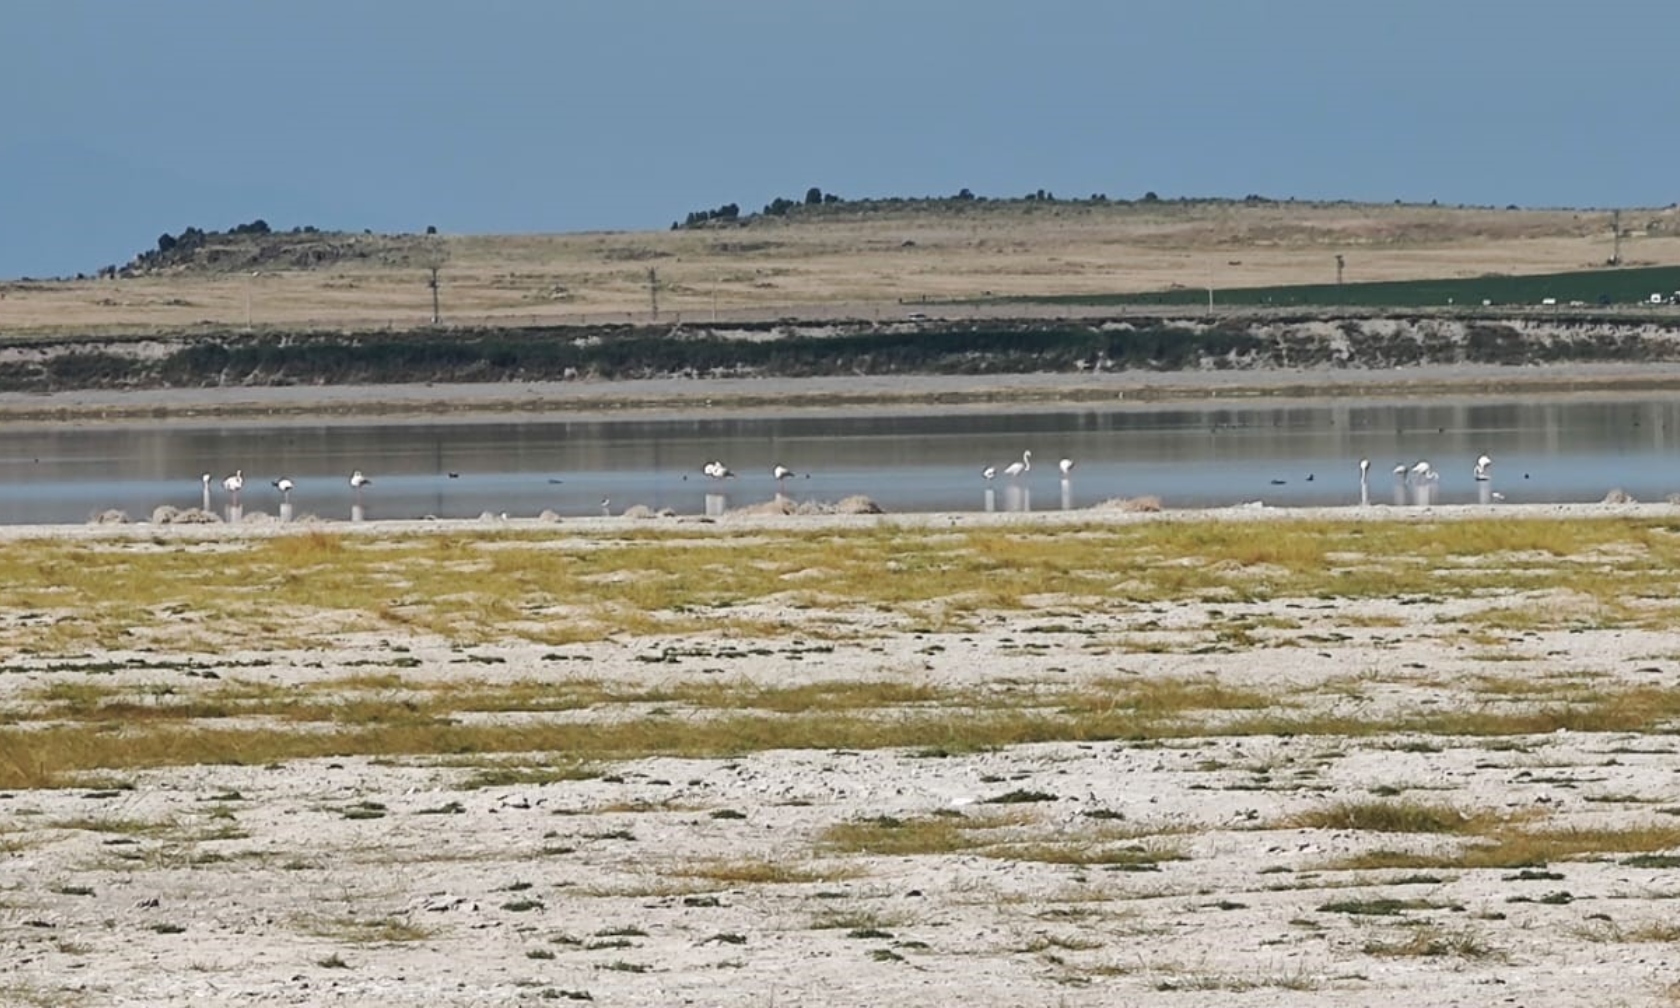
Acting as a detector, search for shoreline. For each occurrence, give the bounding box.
[7,499,1674,541]
[6,361,1680,422]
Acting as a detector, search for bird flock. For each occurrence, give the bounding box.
[188,450,1501,525]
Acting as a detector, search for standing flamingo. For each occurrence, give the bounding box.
[222,470,244,509]
[1003,450,1033,479]
[350,469,371,502]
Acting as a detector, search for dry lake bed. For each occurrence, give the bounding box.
[3,503,1680,1006]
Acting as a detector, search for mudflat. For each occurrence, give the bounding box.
[3,505,1680,1006]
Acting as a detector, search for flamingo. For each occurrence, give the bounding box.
[1473,454,1493,481]
[272,477,294,505]
[772,463,797,484]
[349,469,371,504]
[703,460,735,480]
[981,465,997,480]
[1359,458,1370,483]
[1409,460,1438,484]
[1003,450,1032,479]
[1058,457,1075,478]
[222,469,244,509]
[200,473,212,512]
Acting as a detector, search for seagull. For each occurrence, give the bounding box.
[1058,457,1075,478]
[1003,450,1032,479]
[1473,454,1493,481]
[272,477,294,504]
[222,469,244,508]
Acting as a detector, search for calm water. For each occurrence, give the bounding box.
[2,395,1677,524]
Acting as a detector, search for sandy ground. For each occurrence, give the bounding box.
[8,360,1680,423]
[3,503,1680,1006]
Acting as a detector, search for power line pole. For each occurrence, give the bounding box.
[648,268,659,321]
[1611,210,1622,266]
[428,266,441,325]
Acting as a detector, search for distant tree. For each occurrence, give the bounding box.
[425,224,438,235]
[823,192,840,204]
[157,233,178,254]
[954,188,975,201]
[763,196,797,217]
[1141,191,1160,203]
[805,186,824,205]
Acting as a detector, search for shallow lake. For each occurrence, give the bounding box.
[1,393,1677,524]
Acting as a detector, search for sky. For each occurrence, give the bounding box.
[3,0,1676,279]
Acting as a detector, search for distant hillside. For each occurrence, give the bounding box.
[5,197,1676,335]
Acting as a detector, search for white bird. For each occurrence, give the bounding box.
[703,460,735,480]
[600,497,611,516]
[200,473,212,512]
[349,469,371,504]
[1003,450,1033,479]
[1058,457,1075,477]
[981,465,997,480]
[1359,458,1370,482]
[272,477,294,503]
[1392,463,1408,479]
[1409,460,1438,483]
[1473,454,1493,481]
[771,463,797,483]
[222,469,244,507]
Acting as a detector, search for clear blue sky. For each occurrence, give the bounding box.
[3,0,1674,279]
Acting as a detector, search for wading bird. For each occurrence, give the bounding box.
[1058,457,1075,478]
[222,470,244,509]
[1473,454,1493,481]
[272,476,294,505]
[1003,450,1033,479]
[349,469,371,503]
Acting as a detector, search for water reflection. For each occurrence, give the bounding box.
[1,393,1678,524]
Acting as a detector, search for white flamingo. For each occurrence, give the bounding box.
[1473,454,1493,481]
[200,473,212,512]
[981,465,997,481]
[1058,457,1075,478]
[349,469,371,504]
[272,477,294,505]
[222,469,244,509]
[1409,460,1438,484]
[1359,458,1370,483]
[703,460,735,480]
[1003,450,1033,479]
[772,463,797,485]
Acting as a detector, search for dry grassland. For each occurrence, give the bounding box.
[3,509,1680,1005]
[4,201,1679,335]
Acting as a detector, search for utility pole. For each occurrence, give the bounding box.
[1611,210,1622,266]
[648,268,659,320]
[428,266,441,325]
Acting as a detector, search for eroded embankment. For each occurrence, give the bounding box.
[2,312,1679,417]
